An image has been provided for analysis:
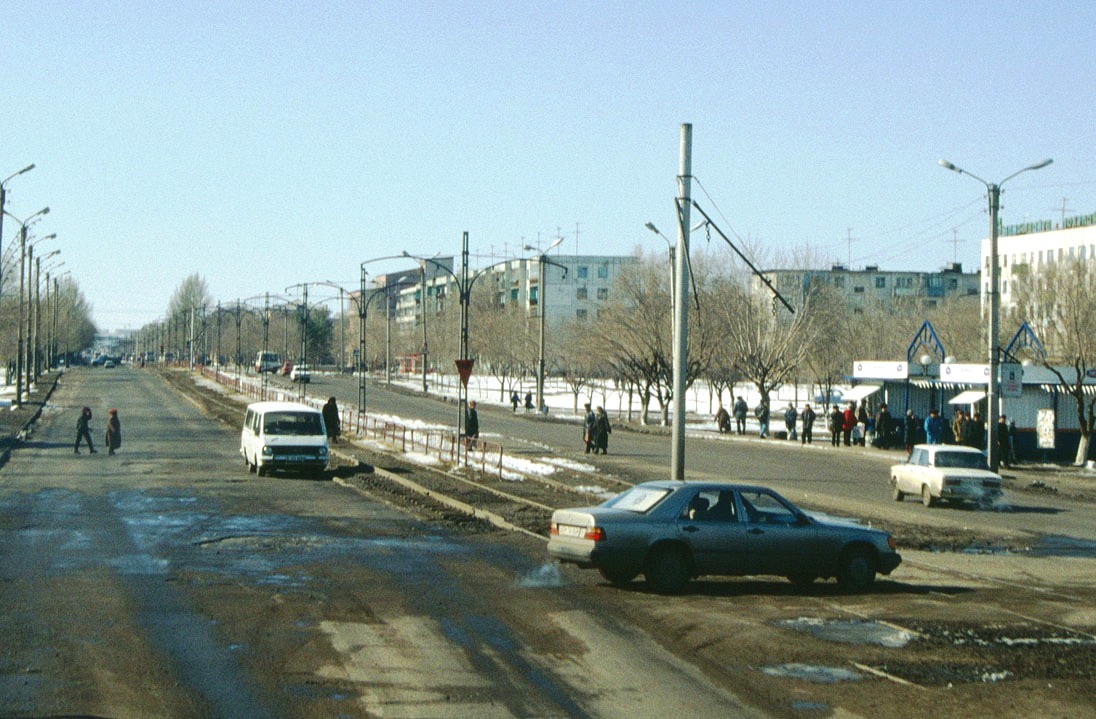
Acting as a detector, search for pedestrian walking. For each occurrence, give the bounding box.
[322,396,341,443]
[464,400,480,449]
[1007,418,1018,465]
[829,405,843,447]
[964,412,984,449]
[924,408,947,445]
[997,415,1012,468]
[755,400,770,438]
[903,409,919,452]
[105,409,122,456]
[801,404,816,445]
[582,403,596,453]
[842,403,857,446]
[74,406,96,454]
[524,392,534,412]
[511,392,520,412]
[592,406,612,454]
[856,401,870,447]
[783,403,797,441]
[874,403,893,449]
[714,404,731,434]
[733,396,748,435]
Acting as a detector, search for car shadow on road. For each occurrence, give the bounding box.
[612,578,974,598]
[916,501,1065,515]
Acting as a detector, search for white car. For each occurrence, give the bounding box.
[289,364,312,383]
[891,444,1003,507]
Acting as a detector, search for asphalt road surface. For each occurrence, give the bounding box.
[0,368,765,718]
[2,367,1094,719]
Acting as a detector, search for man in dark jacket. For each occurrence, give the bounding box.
[732,397,748,435]
[801,404,816,445]
[74,407,96,454]
[583,403,596,452]
[592,406,611,454]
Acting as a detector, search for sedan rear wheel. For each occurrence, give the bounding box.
[644,546,691,595]
[836,548,877,592]
[921,484,936,507]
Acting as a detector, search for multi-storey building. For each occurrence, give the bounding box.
[757,263,980,313]
[381,254,637,329]
[989,212,1096,314]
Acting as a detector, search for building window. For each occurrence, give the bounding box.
[1002,279,1008,294]
[576,286,588,300]
[576,309,587,319]
[597,265,609,279]
[530,286,539,305]
[948,278,957,289]
[833,276,845,288]
[853,286,865,294]
[510,288,518,301]
[596,287,609,300]
[577,266,589,279]
[875,276,886,289]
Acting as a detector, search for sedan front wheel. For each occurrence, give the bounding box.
[836,548,877,592]
[921,485,936,507]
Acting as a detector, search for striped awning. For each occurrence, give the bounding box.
[1040,384,1096,395]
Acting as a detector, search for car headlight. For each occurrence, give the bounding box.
[318,447,328,458]
[261,446,273,457]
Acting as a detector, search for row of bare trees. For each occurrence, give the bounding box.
[152,249,1094,464]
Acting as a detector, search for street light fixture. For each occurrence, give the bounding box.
[5,208,50,406]
[939,157,1053,471]
[522,236,567,413]
[0,164,35,301]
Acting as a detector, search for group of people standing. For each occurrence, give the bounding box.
[74,406,122,456]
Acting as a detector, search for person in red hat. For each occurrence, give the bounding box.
[105,409,122,456]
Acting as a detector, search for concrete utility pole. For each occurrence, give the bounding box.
[671,123,692,482]
[940,157,1052,471]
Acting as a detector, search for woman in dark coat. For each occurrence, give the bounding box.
[592,406,612,454]
[322,397,341,442]
[105,409,121,456]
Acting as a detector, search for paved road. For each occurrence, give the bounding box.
[0,367,766,718]
[293,371,1096,548]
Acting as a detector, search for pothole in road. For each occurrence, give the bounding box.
[775,617,916,647]
[760,663,863,683]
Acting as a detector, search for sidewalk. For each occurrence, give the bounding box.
[0,371,63,464]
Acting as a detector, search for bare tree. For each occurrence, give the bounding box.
[1008,256,1096,465]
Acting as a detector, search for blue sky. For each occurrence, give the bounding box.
[3,1,1093,330]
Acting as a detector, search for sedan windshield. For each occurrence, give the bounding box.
[602,486,672,513]
[934,451,989,470]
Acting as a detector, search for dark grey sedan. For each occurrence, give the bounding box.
[548,481,901,594]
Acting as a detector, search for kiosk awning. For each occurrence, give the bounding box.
[948,390,986,405]
[841,385,881,403]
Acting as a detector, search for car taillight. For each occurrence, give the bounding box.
[584,527,606,541]
[549,522,559,535]
[887,535,897,550]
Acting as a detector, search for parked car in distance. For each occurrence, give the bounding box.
[548,481,901,594]
[254,351,281,373]
[891,444,1003,508]
[289,364,311,383]
[280,361,294,376]
[240,401,329,477]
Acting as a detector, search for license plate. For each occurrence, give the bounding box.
[558,525,586,538]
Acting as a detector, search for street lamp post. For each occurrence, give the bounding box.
[405,235,518,464]
[0,164,35,302]
[523,237,567,413]
[34,249,61,379]
[939,157,1053,471]
[5,208,50,406]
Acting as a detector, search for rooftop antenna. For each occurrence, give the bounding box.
[948,228,964,263]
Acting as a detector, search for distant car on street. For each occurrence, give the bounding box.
[891,444,1003,508]
[548,481,901,594]
[289,364,311,383]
